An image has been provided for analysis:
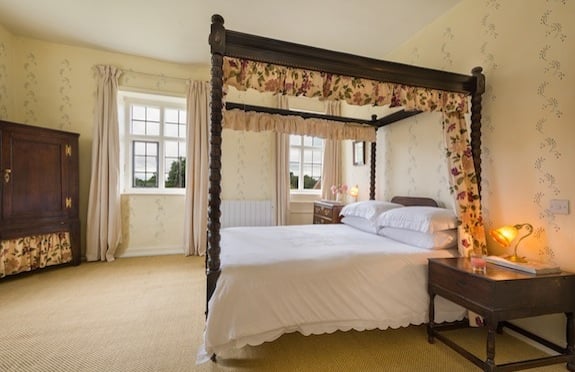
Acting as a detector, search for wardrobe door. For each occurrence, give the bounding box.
[1,129,73,223]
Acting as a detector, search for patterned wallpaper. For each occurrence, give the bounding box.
[0,30,208,257]
[385,0,573,268]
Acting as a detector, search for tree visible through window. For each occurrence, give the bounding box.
[289,135,323,192]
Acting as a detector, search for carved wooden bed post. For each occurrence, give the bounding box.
[206,14,225,311]
[370,142,376,200]
[470,66,485,198]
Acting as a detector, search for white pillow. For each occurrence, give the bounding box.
[378,227,458,250]
[376,206,457,233]
[341,216,378,234]
[340,200,403,222]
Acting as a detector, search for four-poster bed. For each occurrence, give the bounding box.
[202,14,486,361]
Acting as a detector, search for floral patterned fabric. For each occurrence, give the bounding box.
[0,232,72,278]
[222,57,486,256]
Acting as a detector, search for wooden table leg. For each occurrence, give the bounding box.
[567,312,574,371]
[485,320,497,372]
[428,291,436,343]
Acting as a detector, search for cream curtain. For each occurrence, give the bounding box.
[274,96,290,225]
[86,65,122,262]
[321,101,342,200]
[184,81,210,256]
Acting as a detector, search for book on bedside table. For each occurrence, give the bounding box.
[484,255,561,275]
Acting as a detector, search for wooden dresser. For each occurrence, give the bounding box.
[0,120,80,278]
[313,200,344,224]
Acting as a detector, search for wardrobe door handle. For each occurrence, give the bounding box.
[3,169,11,183]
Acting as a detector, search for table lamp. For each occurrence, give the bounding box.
[349,185,359,202]
[490,223,533,263]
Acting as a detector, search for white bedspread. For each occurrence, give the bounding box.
[198,224,465,362]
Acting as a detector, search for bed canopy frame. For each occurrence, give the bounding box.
[207,14,485,307]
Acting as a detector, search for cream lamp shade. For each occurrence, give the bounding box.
[349,185,359,201]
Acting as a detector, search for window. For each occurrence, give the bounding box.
[289,135,324,193]
[119,92,186,194]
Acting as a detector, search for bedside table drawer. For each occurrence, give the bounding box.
[313,201,343,224]
[428,261,492,306]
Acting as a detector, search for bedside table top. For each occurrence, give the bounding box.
[429,257,574,281]
[428,257,575,319]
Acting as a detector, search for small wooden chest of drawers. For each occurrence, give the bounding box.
[313,200,344,224]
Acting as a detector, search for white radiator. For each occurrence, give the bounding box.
[221,200,274,228]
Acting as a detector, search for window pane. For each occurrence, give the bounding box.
[147,122,160,136]
[290,148,300,162]
[134,142,146,155]
[165,140,179,157]
[133,156,147,171]
[131,120,146,135]
[132,105,146,120]
[146,157,157,172]
[132,141,158,188]
[303,136,313,146]
[165,123,179,138]
[165,108,179,123]
[146,142,158,156]
[290,135,301,146]
[312,149,322,162]
[147,107,160,121]
[165,156,185,188]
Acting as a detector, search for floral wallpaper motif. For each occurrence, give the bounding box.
[440,28,454,69]
[58,59,72,130]
[405,122,418,196]
[476,0,500,229]
[532,1,567,258]
[23,53,38,124]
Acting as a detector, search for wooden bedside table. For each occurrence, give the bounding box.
[313,200,344,224]
[427,257,575,371]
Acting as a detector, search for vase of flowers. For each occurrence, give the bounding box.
[331,184,348,203]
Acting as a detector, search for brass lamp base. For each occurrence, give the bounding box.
[505,254,527,263]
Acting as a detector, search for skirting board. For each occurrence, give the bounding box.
[118,245,184,258]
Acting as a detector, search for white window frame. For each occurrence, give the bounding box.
[118,91,187,195]
[287,104,326,196]
[289,134,324,195]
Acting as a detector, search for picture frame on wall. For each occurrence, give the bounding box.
[353,141,365,166]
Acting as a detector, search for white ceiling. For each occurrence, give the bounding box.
[0,0,462,65]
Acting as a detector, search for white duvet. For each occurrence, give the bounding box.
[198,224,465,362]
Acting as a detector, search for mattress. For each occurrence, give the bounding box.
[198,224,465,362]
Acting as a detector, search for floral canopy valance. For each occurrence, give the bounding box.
[223,57,469,114]
[221,56,486,257]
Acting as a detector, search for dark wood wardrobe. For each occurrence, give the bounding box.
[0,120,80,278]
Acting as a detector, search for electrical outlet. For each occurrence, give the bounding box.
[549,199,569,215]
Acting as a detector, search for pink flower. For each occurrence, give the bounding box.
[330,184,348,195]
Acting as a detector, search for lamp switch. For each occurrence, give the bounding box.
[549,199,569,215]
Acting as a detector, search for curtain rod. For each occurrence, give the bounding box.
[225,102,380,127]
[121,69,190,83]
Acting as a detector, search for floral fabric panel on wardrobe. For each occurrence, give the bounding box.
[0,232,72,278]
[222,56,486,256]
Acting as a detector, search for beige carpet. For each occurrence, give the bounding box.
[0,255,566,372]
